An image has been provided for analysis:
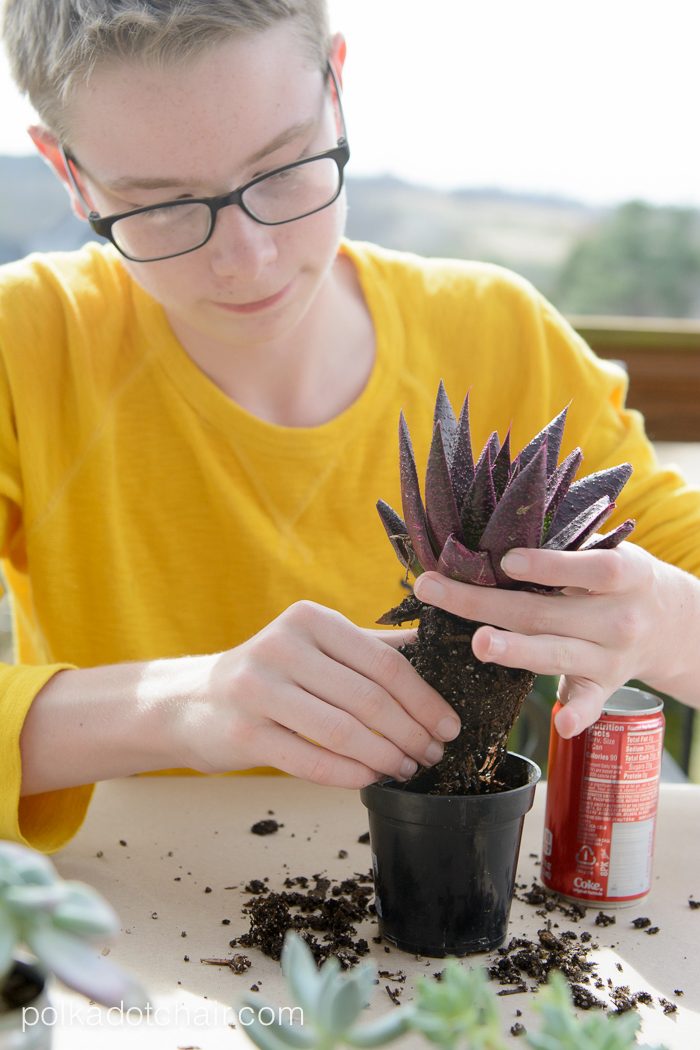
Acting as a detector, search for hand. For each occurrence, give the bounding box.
[413,541,682,739]
[168,601,461,789]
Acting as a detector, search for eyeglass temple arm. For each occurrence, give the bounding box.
[326,60,348,144]
[60,145,99,220]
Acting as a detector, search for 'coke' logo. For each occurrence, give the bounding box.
[573,876,603,893]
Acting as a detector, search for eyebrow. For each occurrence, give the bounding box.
[104,116,318,193]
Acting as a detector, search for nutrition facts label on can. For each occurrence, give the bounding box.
[576,716,664,898]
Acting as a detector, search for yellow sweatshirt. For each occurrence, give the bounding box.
[1,239,699,852]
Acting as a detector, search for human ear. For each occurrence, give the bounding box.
[329,32,347,84]
[27,125,89,220]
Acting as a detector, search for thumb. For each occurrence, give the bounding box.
[555,676,611,738]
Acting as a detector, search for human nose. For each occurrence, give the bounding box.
[207,202,277,279]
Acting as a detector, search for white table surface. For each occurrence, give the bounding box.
[45,776,700,1049]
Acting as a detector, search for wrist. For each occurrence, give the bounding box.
[641,564,700,707]
[138,652,222,771]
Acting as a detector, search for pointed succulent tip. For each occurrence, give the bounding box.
[582,518,636,551]
[399,412,438,572]
[425,420,462,552]
[433,382,459,463]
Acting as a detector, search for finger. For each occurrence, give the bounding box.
[364,626,418,649]
[292,645,445,770]
[310,610,461,742]
[499,545,633,594]
[259,722,382,789]
[555,676,614,737]
[271,681,423,782]
[414,572,606,644]
[471,625,607,681]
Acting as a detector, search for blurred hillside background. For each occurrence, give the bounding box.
[2,155,700,319]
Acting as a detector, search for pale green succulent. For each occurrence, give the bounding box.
[528,973,662,1050]
[239,931,411,1050]
[240,932,667,1050]
[0,841,147,1010]
[408,962,505,1050]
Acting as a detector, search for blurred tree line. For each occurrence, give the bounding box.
[1,155,700,319]
[552,201,700,318]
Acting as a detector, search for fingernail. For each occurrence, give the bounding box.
[567,714,581,736]
[400,757,418,779]
[414,575,444,602]
[424,740,444,765]
[501,551,528,576]
[487,632,506,657]
[437,716,461,741]
[556,711,581,738]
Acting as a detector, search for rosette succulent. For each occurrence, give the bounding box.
[376,382,635,793]
[241,931,659,1050]
[0,841,147,1014]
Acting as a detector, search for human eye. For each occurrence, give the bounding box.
[138,205,176,226]
[142,201,202,225]
[267,166,300,185]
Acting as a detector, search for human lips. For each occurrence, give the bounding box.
[210,280,294,315]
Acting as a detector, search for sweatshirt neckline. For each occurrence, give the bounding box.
[134,240,400,456]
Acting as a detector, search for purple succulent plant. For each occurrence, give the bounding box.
[377,382,635,600]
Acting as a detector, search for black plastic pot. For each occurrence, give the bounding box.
[360,752,541,957]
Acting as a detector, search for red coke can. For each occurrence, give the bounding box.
[541,686,665,907]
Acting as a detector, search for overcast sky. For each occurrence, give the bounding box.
[1,0,699,207]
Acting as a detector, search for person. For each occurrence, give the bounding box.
[1,0,699,854]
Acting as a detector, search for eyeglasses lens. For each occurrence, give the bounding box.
[110,156,342,262]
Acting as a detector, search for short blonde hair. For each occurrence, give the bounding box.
[2,0,331,141]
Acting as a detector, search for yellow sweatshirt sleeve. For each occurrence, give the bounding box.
[0,349,92,851]
[0,661,93,852]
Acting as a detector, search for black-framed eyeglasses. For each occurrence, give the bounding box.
[61,62,350,263]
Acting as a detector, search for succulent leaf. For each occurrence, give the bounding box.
[531,971,646,1050]
[581,519,636,551]
[516,405,569,477]
[318,964,375,1036]
[3,883,68,917]
[479,444,548,584]
[239,1002,312,1050]
[51,883,121,938]
[450,391,475,510]
[432,380,458,462]
[376,499,422,575]
[549,463,633,536]
[483,430,501,465]
[375,499,407,546]
[460,444,497,549]
[544,447,584,528]
[544,496,615,551]
[281,931,321,1017]
[345,1010,413,1047]
[425,422,463,552]
[0,905,18,980]
[411,961,502,1046]
[491,427,512,500]
[0,843,56,889]
[24,924,148,1008]
[399,413,438,571]
[437,535,498,586]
